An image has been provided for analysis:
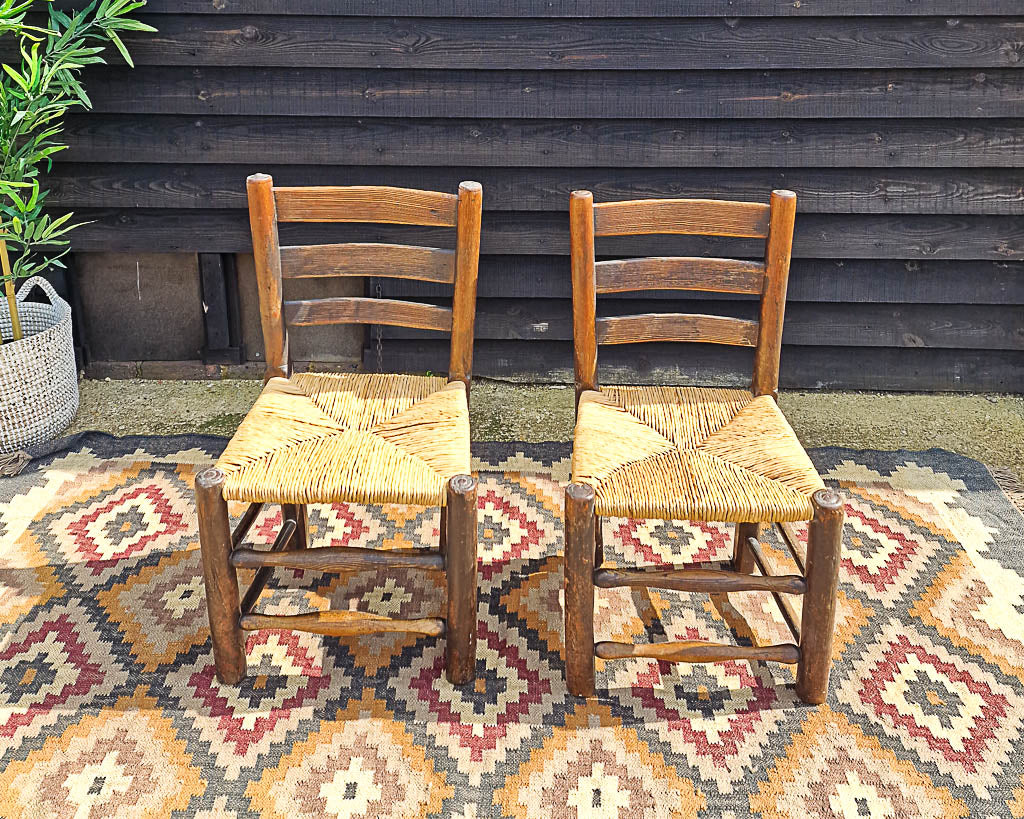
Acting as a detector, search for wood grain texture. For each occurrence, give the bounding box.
[564,483,597,697]
[595,640,801,664]
[593,566,806,595]
[382,299,1024,350]
[273,185,457,225]
[280,243,455,282]
[374,341,1024,392]
[795,489,845,704]
[596,313,760,347]
[570,191,598,401]
[379,258,1024,305]
[596,257,765,295]
[283,296,453,331]
[61,210,1024,260]
[246,173,288,380]
[445,474,478,685]
[594,198,770,238]
[61,116,1024,169]
[78,16,1024,70]
[130,0,1024,17]
[231,545,444,572]
[80,67,1024,119]
[449,181,482,388]
[48,164,1024,216]
[195,468,246,684]
[239,611,446,637]
[753,190,798,397]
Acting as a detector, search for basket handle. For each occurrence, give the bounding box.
[15,276,61,305]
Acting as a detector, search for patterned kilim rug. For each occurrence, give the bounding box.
[2,433,1024,818]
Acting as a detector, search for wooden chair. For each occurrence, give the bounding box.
[564,189,844,705]
[194,176,483,686]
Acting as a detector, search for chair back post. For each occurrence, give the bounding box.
[449,181,483,394]
[570,190,598,409]
[246,173,289,381]
[751,189,797,399]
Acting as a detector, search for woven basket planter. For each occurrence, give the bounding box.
[0,277,79,452]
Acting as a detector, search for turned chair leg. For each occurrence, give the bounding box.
[565,483,597,697]
[281,503,308,549]
[445,474,478,685]
[733,521,760,573]
[796,488,845,704]
[196,467,246,684]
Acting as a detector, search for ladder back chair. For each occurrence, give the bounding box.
[195,176,483,686]
[564,189,844,704]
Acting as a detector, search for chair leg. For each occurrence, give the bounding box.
[565,483,596,697]
[796,488,845,705]
[595,514,604,566]
[438,505,448,560]
[733,522,760,573]
[281,503,308,549]
[196,468,246,684]
[445,474,478,685]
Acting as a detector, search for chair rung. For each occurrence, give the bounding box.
[595,640,800,664]
[230,545,444,573]
[230,502,264,549]
[746,536,803,641]
[239,611,446,637]
[593,565,806,595]
[776,521,807,574]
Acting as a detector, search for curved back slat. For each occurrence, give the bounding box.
[247,174,481,386]
[280,244,455,283]
[570,189,797,404]
[273,185,458,226]
[593,198,770,238]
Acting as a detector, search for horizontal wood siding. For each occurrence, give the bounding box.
[56,2,1024,390]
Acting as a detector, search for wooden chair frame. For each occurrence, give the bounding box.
[196,176,483,686]
[564,189,844,704]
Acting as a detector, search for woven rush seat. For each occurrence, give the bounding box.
[571,386,823,522]
[216,372,470,507]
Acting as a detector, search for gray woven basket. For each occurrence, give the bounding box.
[0,277,79,452]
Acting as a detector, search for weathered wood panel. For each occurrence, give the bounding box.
[62,210,1024,260]
[133,1,1024,16]
[76,16,1024,70]
[60,117,1024,168]
[57,3,1024,390]
[81,67,1024,118]
[46,164,1024,215]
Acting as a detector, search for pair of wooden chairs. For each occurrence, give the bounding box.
[194,177,843,705]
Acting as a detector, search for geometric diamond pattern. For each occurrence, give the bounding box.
[3,436,1024,816]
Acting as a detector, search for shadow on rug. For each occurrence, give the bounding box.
[1,432,1023,817]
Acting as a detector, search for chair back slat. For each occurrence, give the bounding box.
[247,175,481,385]
[595,257,765,295]
[570,189,797,405]
[595,313,759,347]
[593,198,770,238]
[284,297,453,331]
[273,185,458,226]
[280,243,456,283]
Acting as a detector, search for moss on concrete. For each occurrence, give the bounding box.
[67,378,1024,478]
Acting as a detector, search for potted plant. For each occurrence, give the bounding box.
[0,0,153,452]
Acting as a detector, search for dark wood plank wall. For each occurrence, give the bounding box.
[48,1,1024,390]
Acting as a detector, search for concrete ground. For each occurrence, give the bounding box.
[66,378,1024,478]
